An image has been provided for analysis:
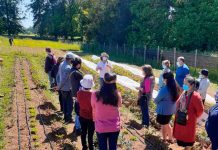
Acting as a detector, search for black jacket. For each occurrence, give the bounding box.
[70,67,83,97]
[45,54,55,73]
[51,63,60,85]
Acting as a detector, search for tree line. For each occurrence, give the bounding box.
[1,0,218,51]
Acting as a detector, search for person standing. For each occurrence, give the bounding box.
[58,52,74,123]
[70,57,83,134]
[51,57,64,111]
[137,65,155,128]
[96,52,112,88]
[77,75,95,150]
[173,76,204,150]
[198,69,210,104]
[205,91,218,150]
[158,60,171,90]
[9,37,14,46]
[155,72,179,143]
[44,48,57,88]
[175,56,190,88]
[91,73,122,150]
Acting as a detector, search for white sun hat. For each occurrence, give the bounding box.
[80,74,95,89]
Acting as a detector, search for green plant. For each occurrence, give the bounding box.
[31,127,37,134]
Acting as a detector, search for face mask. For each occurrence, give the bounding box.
[162,64,166,69]
[183,84,189,91]
[177,62,181,67]
[102,57,107,61]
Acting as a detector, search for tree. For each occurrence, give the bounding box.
[0,0,23,35]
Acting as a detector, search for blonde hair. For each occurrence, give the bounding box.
[142,64,154,78]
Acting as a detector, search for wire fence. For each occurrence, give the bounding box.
[82,42,218,83]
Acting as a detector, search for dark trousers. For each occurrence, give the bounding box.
[79,117,95,150]
[58,91,63,111]
[139,96,150,126]
[211,138,218,150]
[61,91,73,122]
[97,131,120,150]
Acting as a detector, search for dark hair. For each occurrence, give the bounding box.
[185,76,199,91]
[201,69,209,77]
[96,73,118,106]
[142,65,154,78]
[72,57,82,67]
[163,72,178,101]
[57,57,64,64]
[46,48,51,53]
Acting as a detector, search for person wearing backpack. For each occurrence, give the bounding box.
[205,90,218,150]
[91,73,122,150]
[70,57,83,135]
[137,65,155,128]
[77,75,95,150]
[173,76,204,150]
[44,48,57,88]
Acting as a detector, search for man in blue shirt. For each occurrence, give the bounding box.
[175,56,190,88]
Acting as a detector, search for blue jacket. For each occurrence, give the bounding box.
[58,60,72,91]
[154,86,176,115]
[176,64,189,87]
[205,103,218,140]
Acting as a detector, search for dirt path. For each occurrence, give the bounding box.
[5,58,32,150]
[22,59,82,150]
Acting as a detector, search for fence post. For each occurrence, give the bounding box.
[123,43,126,55]
[132,44,135,59]
[194,49,198,73]
[144,45,147,64]
[104,42,106,50]
[157,46,160,64]
[116,43,119,55]
[173,47,176,72]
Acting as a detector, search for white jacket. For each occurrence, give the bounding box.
[198,78,210,100]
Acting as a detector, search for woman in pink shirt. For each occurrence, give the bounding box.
[91,73,122,150]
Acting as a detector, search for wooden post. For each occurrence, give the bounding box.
[173,47,176,72]
[116,43,119,55]
[144,45,147,64]
[157,46,160,64]
[123,43,126,55]
[104,42,106,50]
[132,44,135,59]
[194,49,198,73]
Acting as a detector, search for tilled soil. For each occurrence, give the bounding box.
[5,58,32,150]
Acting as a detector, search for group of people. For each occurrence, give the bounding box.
[44,48,218,150]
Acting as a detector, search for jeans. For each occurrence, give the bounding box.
[47,71,54,87]
[61,91,73,122]
[99,78,104,88]
[58,91,63,112]
[139,95,150,126]
[79,117,95,150]
[97,131,120,150]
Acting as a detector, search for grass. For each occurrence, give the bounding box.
[0,49,15,149]
[0,36,81,51]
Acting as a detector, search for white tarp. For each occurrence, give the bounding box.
[72,53,158,97]
[92,55,216,105]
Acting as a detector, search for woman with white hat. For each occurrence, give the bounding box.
[77,74,95,150]
[96,52,112,88]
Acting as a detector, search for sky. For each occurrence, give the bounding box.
[20,0,33,28]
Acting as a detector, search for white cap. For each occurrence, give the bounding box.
[80,74,95,89]
[65,52,74,59]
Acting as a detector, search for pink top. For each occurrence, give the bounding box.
[91,91,122,133]
[143,78,152,93]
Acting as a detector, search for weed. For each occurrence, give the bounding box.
[31,127,37,134]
